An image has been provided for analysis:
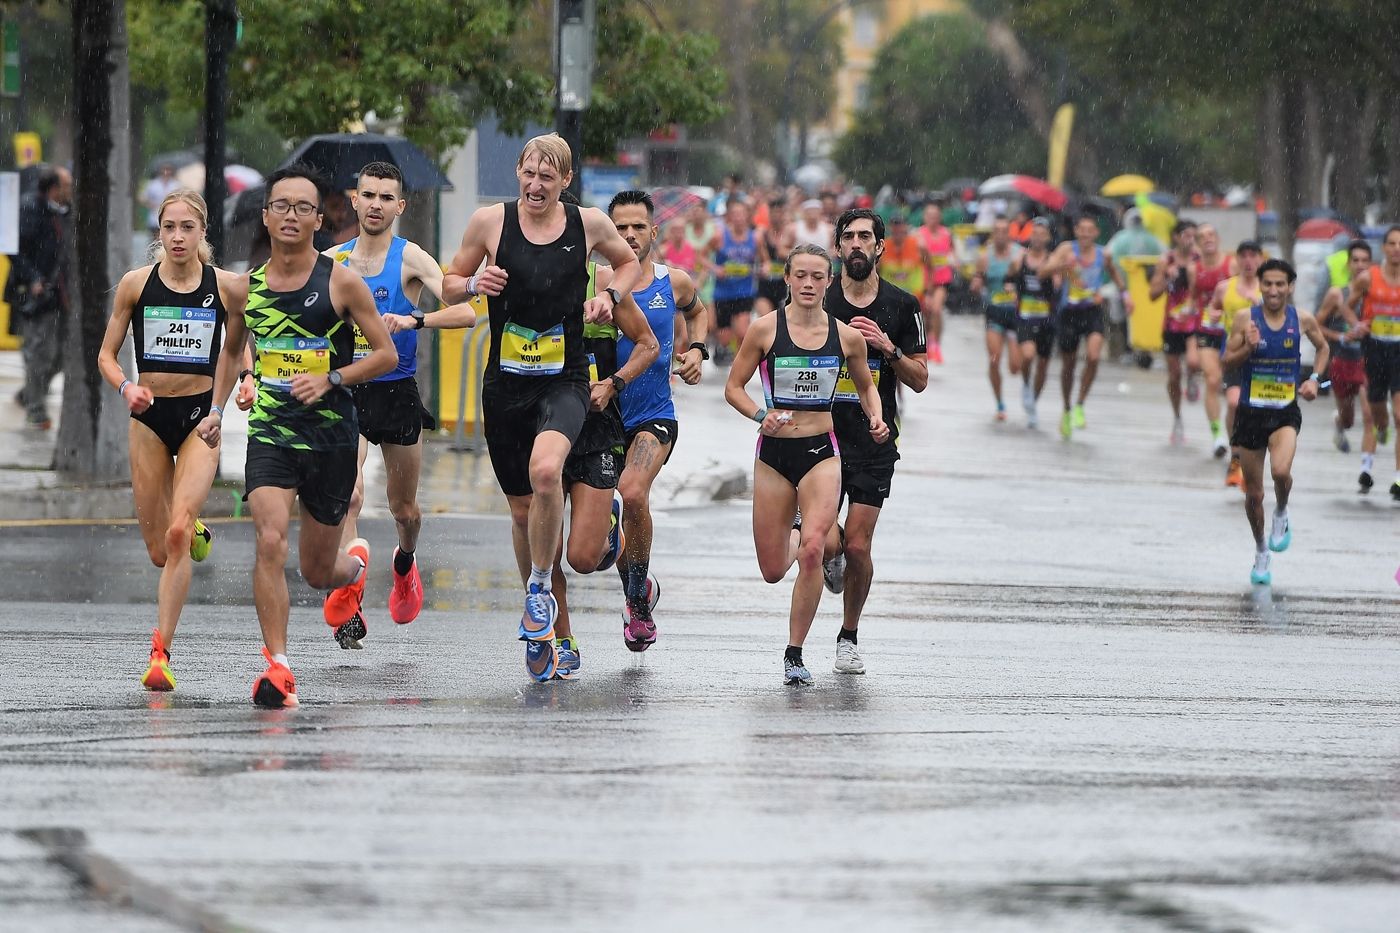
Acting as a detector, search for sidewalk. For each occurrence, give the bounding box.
[0,349,748,521]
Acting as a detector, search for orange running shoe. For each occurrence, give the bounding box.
[1225,456,1243,489]
[323,538,369,627]
[140,629,175,691]
[388,547,423,625]
[929,342,945,365]
[252,648,298,708]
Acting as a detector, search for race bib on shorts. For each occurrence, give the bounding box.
[501,322,565,376]
[258,336,330,390]
[834,358,881,403]
[143,306,217,364]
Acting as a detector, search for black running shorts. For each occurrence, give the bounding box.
[244,440,358,526]
[1230,403,1302,451]
[132,391,213,457]
[1057,304,1105,354]
[350,376,436,446]
[1363,338,1400,403]
[482,378,589,498]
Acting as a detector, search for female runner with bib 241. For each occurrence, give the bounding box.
[726,244,887,686]
[97,190,252,691]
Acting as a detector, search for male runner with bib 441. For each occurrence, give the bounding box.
[197,165,398,708]
[442,135,654,681]
[821,208,927,675]
[325,161,479,648]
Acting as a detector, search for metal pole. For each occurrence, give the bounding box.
[203,0,236,260]
[554,0,594,201]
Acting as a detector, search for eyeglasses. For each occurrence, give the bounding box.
[266,199,319,217]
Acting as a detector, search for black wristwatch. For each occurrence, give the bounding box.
[604,286,623,308]
[688,341,710,361]
[328,370,344,388]
[237,368,254,382]
[411,309,426,330]
[609,374,626,394]
[885,346,904,362]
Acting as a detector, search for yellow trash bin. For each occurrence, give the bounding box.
[0,255,21,350]
[1120,255,1165,353]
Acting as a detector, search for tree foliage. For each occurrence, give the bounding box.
[128,0,726,160]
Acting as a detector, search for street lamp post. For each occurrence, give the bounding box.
[203,0,236,259]
[555,0,595,200]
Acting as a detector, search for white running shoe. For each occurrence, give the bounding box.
[1268,511,1291,552]
[1212,435,1229,458]
[1170,419,1185,446]
[1021,381,1035,415]
[1250,550,1271,585]
[833,639,865,674]
[822,526,846,594]
[1333,414,1350,453]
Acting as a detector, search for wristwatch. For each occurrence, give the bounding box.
[237,368,254,382]
[328,370,344,388]
[609,374,626,394]
[688,341,710,361]
[604,286,623,308]
[886,346,904,362]
[412,309,426,330]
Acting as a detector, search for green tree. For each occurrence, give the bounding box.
[833,15,1043,190]
[129,0,726,162]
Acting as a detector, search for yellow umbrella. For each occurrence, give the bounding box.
[1101,174,1156,197]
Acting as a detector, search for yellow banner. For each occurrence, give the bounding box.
[1047,104,1074,189]
[13,132,39,168]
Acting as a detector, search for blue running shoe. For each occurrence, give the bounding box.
[597,490,625,572]
[518,583,557,642]
[1268,512,1291,552]
[1250,551,1271,586]
[555,637,581,680]
[525,639,557,682]
[783,655,813,686]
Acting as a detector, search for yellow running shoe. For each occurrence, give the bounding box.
[190,519,213,562]
[141,629,175,691]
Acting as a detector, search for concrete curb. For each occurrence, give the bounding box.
[0,476,246,522]
[663,463,748,509]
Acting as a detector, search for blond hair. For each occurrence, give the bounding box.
[516,133,573,178]
[151,188,213,265]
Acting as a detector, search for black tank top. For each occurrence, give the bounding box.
[131,263,226,377]
[486,200,590,387]
[1015,253,1056,319]
[760,307,843,412]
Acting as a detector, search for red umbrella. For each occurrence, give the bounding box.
[1295,217,1353,241]
[978,174,1068,212]
[651,186,705,228]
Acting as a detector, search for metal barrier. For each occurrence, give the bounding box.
[450,316,492,452]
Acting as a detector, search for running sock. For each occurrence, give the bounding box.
[1210,420,1222,436]
[1361,453,1374,472]
[837,628,858,645]
[273,653,289,667]
[393,548,415,575]
[529,565,551,592]
[625,562,649,607]
[784,645,804,664]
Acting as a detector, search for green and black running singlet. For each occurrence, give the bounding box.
[246,254,357,450]
[485,200,591,388]
[575,262,624,454]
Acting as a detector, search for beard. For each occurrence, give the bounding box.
[844,250,875,281]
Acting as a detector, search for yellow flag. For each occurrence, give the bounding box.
[1047,104,1074,189]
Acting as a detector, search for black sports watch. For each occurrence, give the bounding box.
[885,346,904,362]
[412,309,427,330]
[688,341,710,360]
[328,369,344,388]
[604,286,623,308]
[609,374,626,394]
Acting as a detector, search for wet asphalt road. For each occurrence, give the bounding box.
[2,316,1398,931]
